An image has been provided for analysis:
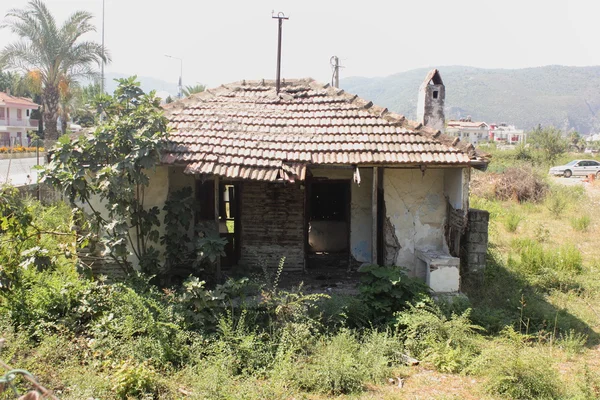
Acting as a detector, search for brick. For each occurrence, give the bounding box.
[240,181,305,272]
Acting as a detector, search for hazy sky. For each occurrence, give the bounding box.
[0,0,598,88]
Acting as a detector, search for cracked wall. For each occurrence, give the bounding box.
[383,169,446,275]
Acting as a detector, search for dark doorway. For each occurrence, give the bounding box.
[307,180,350,269]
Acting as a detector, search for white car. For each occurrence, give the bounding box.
[549,159,600,178]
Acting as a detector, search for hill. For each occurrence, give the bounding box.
[341,65,600,134]
[104,72,178,98]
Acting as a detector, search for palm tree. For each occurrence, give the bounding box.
[0,0,109,141]
[182,84,206,97]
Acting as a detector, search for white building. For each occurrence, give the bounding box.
[446,117,489,145]
[489,123,527,144]
[0,92,39,147]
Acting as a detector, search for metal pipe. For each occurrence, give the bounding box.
[272,12,288,93]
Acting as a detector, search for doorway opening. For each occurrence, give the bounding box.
[195,180,241,269]
[306,180,350,269]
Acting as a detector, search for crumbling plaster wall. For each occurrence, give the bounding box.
[383,168,447,275]
[310,168,373,263]
[84,165,170,269]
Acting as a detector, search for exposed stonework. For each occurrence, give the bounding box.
[383,216,401,266]
[240,181,305,272]
[461,208,489,289]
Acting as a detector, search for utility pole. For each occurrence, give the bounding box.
[101,0,105,93]
[165,55,183,98]
[272,12,289,93]
[330,56,343,88]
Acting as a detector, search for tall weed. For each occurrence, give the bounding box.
[470,327,562,400]
[503,211,522,233]
[395,300,483,373]
[570,215,591,232]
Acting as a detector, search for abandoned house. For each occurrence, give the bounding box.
[136,70,488,293]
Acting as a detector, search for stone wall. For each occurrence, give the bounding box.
[240,181,305,272]
[461,208,489,288]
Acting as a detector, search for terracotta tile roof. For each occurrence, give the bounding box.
[163,79,488,182]
[0,92,39,108]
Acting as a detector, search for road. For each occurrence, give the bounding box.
[0,156,46,187]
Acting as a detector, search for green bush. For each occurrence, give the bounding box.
[557,329,588,358]
[472,327,562,400]
[395,300,483,373]
[358,264,429,322]
[276,329,398,395]
[570,215,591,232]
[504,211,523,233]
[545,192,568,217]
[111,359,161,399]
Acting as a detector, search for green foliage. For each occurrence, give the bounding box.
[545,191,568,217]
[395,300,483,373]
[196,233,228,264]
[528,126,568,164]
[557,329,588,358]
[111,359,160,399]
[160,187,196,273]
[41,77,169,275]
[358,264,429,322]
[174,276,251,331]
[472,327,562,400]
[182,84,206,97]
[570,215,591,232]
[275,329,399,396]
[503,211,522,232]
[511,241,582,275]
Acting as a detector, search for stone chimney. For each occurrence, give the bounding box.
[416,69,445,133]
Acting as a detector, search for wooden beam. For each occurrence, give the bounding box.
[214,176,221,280]
[371,167,379,265]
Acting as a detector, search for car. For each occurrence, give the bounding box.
[549,159,600,178]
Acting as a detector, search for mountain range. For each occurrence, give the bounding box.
[104,66,600,134]
[341,65,600,134]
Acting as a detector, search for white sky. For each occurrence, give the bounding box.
[1,0,598,88]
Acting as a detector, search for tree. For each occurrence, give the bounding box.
[182,84,206,97]
[0,0,109,141]
[41,77,169,274]
[528,126,568,164]
[568,131,582,152]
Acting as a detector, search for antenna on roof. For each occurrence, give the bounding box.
[272,11,289,93]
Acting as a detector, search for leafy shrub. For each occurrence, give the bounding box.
[557,329,588,358]
[111,359,160,399]
[276,329,398,395]
[210,310,274,376]
[472,327,562,400]
[395,300,483,373]
[313,294,372,329]
[545,191,568,217]
[358,264,429,322]
[504,211,522,233]
[570,215,591,232]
